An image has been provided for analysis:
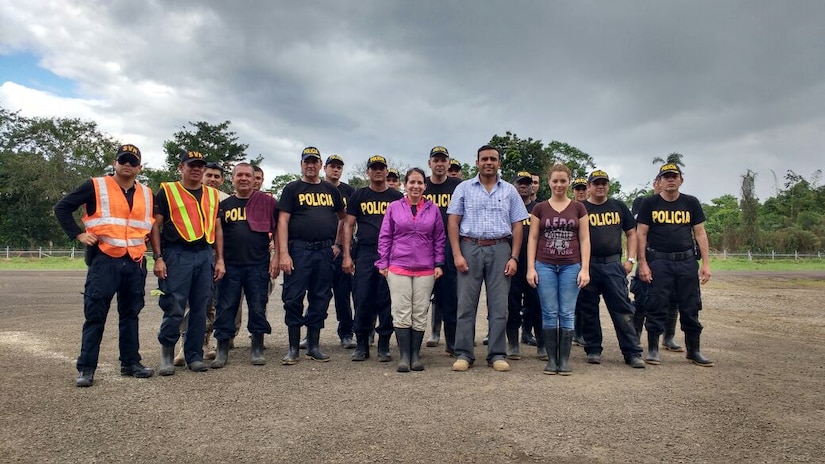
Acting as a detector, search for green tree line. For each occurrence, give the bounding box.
[0,106,821,252]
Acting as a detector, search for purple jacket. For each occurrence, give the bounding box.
[376,197,446,272]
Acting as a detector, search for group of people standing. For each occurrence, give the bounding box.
[55,142,713,388]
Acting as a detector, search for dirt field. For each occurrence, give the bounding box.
[0,270,823,463]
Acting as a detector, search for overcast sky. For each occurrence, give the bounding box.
[1,1,823,202]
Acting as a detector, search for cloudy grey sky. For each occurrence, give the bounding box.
[1,1,823,202]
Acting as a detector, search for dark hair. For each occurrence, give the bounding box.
[476,144,500,159]
[252,165,264,174]
[205,162,224,174]
[404,167,426,183]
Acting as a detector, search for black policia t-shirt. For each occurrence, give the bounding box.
[337,182,356,208]
[424,176,461,226]
[279,180,344,242]
[636,193,705,253]
[346,187,403,245]
[584,198,636,257]
[219,196,272,266]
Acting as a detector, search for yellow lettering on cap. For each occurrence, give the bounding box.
[121,145,139,154]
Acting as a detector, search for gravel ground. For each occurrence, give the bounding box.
[0,270,823,463]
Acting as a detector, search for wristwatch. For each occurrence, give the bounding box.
[626,258,636,264]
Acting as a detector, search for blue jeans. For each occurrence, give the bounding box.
[536,261,581,330]
[214,262,272,340]
[157,246,213,363]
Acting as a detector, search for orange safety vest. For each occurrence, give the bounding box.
[160,182,219,244]
[82,176,154,260]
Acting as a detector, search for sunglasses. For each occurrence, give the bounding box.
[117,157,140,167]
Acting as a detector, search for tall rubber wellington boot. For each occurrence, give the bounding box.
[250,333,266,365]
[411,330,425,371]
[662,307,684,352]
[558,329,574,376]
[506,327,521,360]
[158,344,176,376]
[351,332,370,361]
[306,328,330,362]
[685,332,714,367]
[542,329,559,375]
[377,334,392,362]
[211,339,230,369]
[280,326,301,365]
[645,332,661,365]
[395,328,411,372]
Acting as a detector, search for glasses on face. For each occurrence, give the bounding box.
[117,157,139,167]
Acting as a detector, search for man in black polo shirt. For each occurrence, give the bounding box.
[424,146,462,355]
[577,170,645,368]
[636,163,713,367]
[324,154,357,349]
[342,155,403,361]
[278,147,346,364]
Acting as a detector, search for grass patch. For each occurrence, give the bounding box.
[708,257,825,272]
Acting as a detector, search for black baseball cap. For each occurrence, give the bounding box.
[512,171,532,183]
[181,150,206,165]
[572,178,588,189]
[116,144,141,163]
[367,155,388,168]
[301,146,322,161]
[657,163,683,177]
[387,168,399,179]
[430,146,449,158]
[587,170,609,183]
[325,154,344,166]
[448,159,461,171]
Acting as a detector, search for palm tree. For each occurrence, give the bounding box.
[652,152,685,167]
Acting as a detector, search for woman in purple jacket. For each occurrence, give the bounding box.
[376,168,446,372]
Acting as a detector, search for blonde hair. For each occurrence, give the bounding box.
[547,162,571,179]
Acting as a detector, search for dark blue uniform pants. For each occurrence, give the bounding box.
[77,253,148,371]
[331,253,354,339]
[507,266,540,332]
[282,242,334,329]
[577,261,642,358]
[157,246,213,363]
[214,263,272,340]
[431,241,457,342]
[644,258,703,335]
[352,247,393,337]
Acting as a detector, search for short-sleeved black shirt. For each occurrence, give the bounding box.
[584,198,635,257]
[346,187,403,245]
[336,182,356,208]
[154,185,209,247]
[219,196,272,266]
[278,180,344,242]
[424,176,461,226]
[636,193,705,253]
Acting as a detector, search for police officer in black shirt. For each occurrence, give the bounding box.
[506,172,544,361]
[636,163,713,367]
[577,170,645,368]
[342,155,404,361]
[324,154,357,349]
[424,146,462,355]
[211,163,279,368]
[278,147,346,364]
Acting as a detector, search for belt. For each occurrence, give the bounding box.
[590,254,621,264]
[646,248,694,261]
[460,236,509,247]
[290,239,334,250]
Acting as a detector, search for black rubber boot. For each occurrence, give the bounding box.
[306,328,330,362]
[211,339,230,369]
[573,311,585,347]
[280,326,301,365]
[535,328,548,361]
[377,334,392,362]
[427,305,442,347]
[558,329,574,375]
[685,332,714,367]
[444,321,457,357]
[411,330,425,371]
[506,327,521,360]
[395,328,411,372]
[351,332,370,361]
[158,344,176,376]
[645,332,661,365]
[662,307,684,352]
[250,333,266,365]
[542,329,559,375]
[632,307,645,338]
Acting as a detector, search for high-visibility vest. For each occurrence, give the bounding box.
[82,176,154,260]
[160,182,219,244]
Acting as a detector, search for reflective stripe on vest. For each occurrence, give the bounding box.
[81,176,153,260]
[161,182,219,243]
